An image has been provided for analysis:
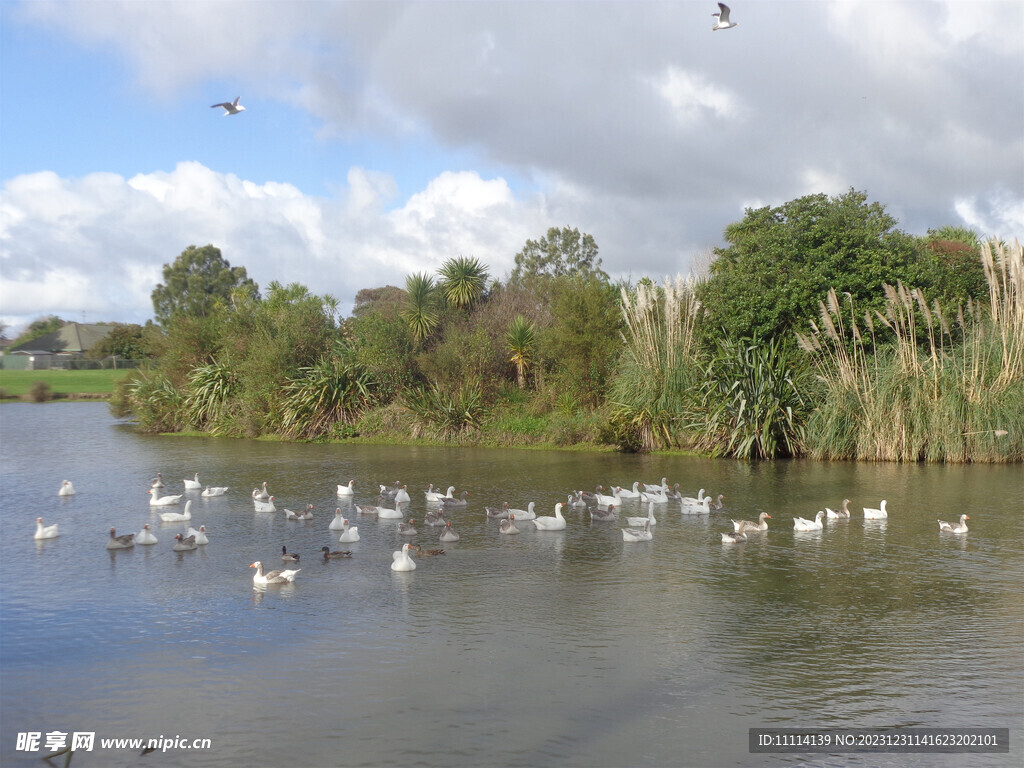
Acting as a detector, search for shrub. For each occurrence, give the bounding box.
[29,381,52,403]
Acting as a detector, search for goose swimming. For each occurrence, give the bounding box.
[34,517,59,540]
[58,480,76,496]
[250,561,299,585]
[938,514,969,533]
[106,527,135,549]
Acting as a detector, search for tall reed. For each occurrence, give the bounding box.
[799,238,1022,462]
[610,275,703,450]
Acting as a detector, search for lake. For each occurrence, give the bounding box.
[1,403,1021,767]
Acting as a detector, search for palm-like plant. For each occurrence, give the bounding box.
[401,273,440,343]
[281,357,374,440]
[505,315,536,389]
[439,256,488,310]
[184,361,234,430]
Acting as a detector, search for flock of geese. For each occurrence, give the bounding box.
[39,474,971,584]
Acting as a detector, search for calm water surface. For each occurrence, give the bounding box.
[1,403,1021,767]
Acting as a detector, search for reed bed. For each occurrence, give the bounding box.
[610,275,704,450]
[798,238,1023,462]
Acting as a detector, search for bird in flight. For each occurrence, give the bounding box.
[712,3,738,31]
[211,97,246,115]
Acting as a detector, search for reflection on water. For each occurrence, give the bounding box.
[0,404,1021,768]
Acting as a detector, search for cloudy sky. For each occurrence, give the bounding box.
[2,0,1022,331]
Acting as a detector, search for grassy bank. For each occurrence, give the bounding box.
[0,368,131,398]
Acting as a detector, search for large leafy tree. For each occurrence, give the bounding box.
[86,323,151,360]
[152,245,259,326]
[541,275,622,405]
[439,256,489,310]
[700,190,919,340]
[510,227,607,283]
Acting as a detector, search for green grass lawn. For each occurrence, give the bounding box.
[0,368,132,396]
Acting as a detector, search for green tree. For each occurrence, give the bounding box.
[700,189,919,340]
[9,315,64,348]
[86,323,150,360]
[541,276,622,406]
[438,256,489,310]
[510,227,607,283]
[505,315,536,389]
[913,228,987,305]
[152,245,259,326]
[401,273,440,344]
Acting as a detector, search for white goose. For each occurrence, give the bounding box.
[639,488,669,504]
[679,489,706,506]
[533,503,567,531]
[252,482,271,501]
[793,511,825,531]
[183,473,202,491]
[593,487,618,507]
[391,543,416,572]
[201,486,229,497]
[425,485,455,503]
[250,561,299,585]
[58,480,76,496]
[186,525,209,545]
[680,496,714,515]
[826,499,852,519]
[338,520,360,543]
[253,495,277,513]
[159,499,193,523]
[627,502,658,528]
[136,524,158,545]
[106,527,135,549]
[622,519,653,542]
[712,2,738,31]
[938,514,969,534]
[439,521,460,542]
[148,488,182,506]
[613,482,643,499]
[395,485,411,505]
[863,500,888,519]
[509,502,537,521]
[34,517,59,540]
[642,477,669,493]
[336,480,355,497]
[732,512,771,532]
[378,500,405,519]
[499,515,520,535]
[329,509,348,530]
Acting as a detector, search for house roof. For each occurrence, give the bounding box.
[8,323,117,354]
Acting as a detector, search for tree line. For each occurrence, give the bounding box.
[104,189,1021,462]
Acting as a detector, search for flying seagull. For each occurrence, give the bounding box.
[211,97,245,115]
[712,3,738,31]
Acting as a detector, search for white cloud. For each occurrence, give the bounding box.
[651,66,743,125]
[0,163,551,329]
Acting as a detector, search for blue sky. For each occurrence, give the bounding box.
[2,0,1022,332]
